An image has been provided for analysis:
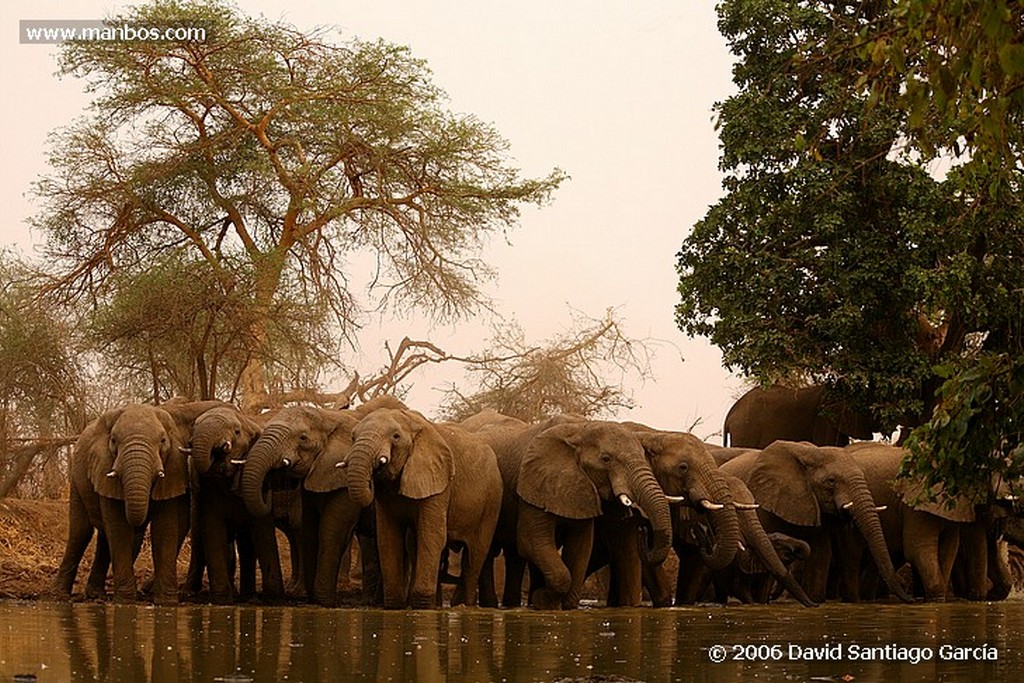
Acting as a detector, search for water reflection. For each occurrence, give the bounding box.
[0,600,1022,681]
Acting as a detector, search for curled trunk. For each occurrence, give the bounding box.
[738,509,817,608]
[694,465,740,571]
[241,427,286,518]
[630,467,673,565]
[190,414,230,476]
[348,432,387,508]
[849,484,914,603]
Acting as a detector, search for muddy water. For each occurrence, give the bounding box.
[0,600,1022,682]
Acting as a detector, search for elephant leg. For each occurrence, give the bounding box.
[376,504,409,609]
[502,550,528,608]
[85,531,111,599]
[557,518,594,609]
[798,529,832,604]
[357,531,382,606]
[300,494,321,602]
[905,515,954,600]
[99,497,139,602]
[478,551,499,608]
[54,489,94,597]
[149,499,182,606]
[409,498,449,609]
[518,504,572,607]
[988,536,1013,601]
[643,554,675,607]
[674,542,709,604]
[956,523,987,600]
[202,507,234,604]
[252,518,284,601]
[313,495,362,606]
[236,532,256,600]
[833,527,864,602]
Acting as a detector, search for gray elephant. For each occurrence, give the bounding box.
[837,442,1013,601]
[712,531,812,604]
[239,397,401,605]
[346,407,503,609]
[185,405,284,603]
[723,384,877,448]
[589,427,739,607]
[54,400,224,604]
[720,440,912,603]
[477,416,674,609]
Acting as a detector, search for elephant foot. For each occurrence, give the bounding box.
[408,592,436,610]
[530,587,565,610]
[209,591,233,606]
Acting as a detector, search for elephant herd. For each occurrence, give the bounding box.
[51,395,1017,610]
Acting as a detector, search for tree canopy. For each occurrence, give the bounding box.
[676,0,1024,500]
[33,0,565,412]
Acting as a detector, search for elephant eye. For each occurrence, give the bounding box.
[600,452,612,464]
[391,432,401,442]
[825,475,837,488]
[234,428,241,436]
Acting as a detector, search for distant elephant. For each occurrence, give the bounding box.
[185,405,284,603]
[478,417,673,609]
[54,400,224,604]
[590,427,739,607]
[239,397,402,605]
[720,440,912,603]
[712,531,812,604]
[346,407,503,609]
[839,442,1013,601]
[723,384,877,448]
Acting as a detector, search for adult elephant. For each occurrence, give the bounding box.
[723,384,877,448]
[591,427,739,607]
[840,442,1013,601]
[240,397,401,605]
[479,416,673,609]
[54,400,224,604]
[346,407,503,609]
[185,405,284,603]
[720,440,912,604]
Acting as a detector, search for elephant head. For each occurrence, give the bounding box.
[347,408,453,508]
[631,429,740,570]
[186,406,264,479]
[517,420,673,565]
[304,411,362,494]
[242,396,407,517]
[87,402,217,527]
[737,440,911,602]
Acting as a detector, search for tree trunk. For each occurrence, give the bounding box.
[0,439,75,499]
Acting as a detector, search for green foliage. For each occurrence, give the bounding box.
[677,0,1024,497]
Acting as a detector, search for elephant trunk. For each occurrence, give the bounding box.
[190,414,231,476]
[120,442,156,527]
[348,431,388,508]
[738,509,817,608]
[848,483,914,603]
[694,465,740,571]
[241,426,286,518]
[629,467,673,565]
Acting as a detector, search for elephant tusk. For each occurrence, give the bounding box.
[665,494,687,504]
[618,493,634,508]
[874,505,887,512]
[378,456,389,467]
[106,470,117,478]
[178,446,193,455]
[734,502,760,510]
[156,470,166,478]
[282,458,291,467]
[842,501,854,510]
[700,499,725,511]
[335,460,349,469]
[229,459,246,466]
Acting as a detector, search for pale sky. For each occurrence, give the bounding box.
[1,1,745,439]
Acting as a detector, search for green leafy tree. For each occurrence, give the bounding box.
[34,0,565,413]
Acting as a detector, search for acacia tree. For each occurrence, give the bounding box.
[34,0,564,413]
[677,0,1024,499]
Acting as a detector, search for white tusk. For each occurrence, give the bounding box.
[842,501,854,510]
[378,456,389,466]
[335,460,349,469]
[874,505,887,512]
[156,470,166,478]
[282,458,291,467]
[106,470,117,478]
[734,502,760,510]
[618,493,634,508]
[178,447,193,455]
[229,459,246,466]
[700,499,725,511]
[665,494,687,504]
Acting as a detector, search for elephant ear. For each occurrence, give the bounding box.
[897,479,976,522]
[152,408,190,500]
[737,548,764,575]
[746,442,820,526]
[399,415,454,500]
[88,407,126,499]
[517,423,602,520]
[238,412,264,451]
[305,413,360,493]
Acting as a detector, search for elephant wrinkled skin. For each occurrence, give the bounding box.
[724,385,877,448]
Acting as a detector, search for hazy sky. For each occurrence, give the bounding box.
[1,1,746,439]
